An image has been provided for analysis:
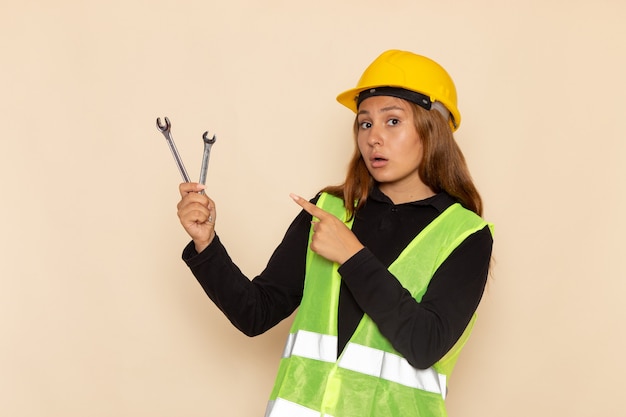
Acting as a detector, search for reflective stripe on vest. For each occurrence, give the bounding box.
[282,329,447,398]
[281,330,337,363]
[266,398,334,417]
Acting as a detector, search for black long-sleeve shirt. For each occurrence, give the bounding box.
[182,187,492,369]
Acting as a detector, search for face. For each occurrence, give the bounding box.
[357,96,430,200]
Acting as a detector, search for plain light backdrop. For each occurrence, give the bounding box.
[1,1,624,416]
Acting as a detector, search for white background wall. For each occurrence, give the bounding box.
[1,0,624,415]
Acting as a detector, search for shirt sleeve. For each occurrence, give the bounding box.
[338,225,493,369]
[181,208,311,336]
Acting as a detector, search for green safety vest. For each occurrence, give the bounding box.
[266,192,492,417]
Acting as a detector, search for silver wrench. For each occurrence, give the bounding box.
[199,131,216,187]
[156,117,191,183]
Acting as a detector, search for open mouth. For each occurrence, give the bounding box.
[370,156,388,168]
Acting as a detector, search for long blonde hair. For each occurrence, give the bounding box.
[321,102,483,219]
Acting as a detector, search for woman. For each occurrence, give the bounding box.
[176,49,493,417]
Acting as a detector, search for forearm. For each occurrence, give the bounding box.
[183,236,271,335]
[182,212,310,336]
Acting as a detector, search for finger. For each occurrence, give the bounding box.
[177,191,209,212]
[289,193,328,220]
[184,209,210,225]
[207,197,216,223]
[179,182,206,197]
[178,199,210,220]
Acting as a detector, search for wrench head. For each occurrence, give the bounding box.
[202,131,217,144]
[156,116,171,133]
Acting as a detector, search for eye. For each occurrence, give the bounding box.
[387,118,400,126]
[358,121,372,129]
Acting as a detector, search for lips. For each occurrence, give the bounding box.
[370,154,388,168]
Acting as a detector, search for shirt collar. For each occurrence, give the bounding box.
[369,186,455,214]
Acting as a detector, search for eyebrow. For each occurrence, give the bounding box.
[357,105,407,115]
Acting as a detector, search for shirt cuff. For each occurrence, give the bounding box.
[181,234,223,268]
[338,247,376,279]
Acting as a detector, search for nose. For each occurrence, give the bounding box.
[367,124,384,147]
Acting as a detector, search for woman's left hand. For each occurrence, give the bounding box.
[290,193,364,265]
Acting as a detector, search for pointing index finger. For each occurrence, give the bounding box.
[289,193,326,220]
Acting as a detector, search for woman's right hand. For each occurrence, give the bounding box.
[177,182,216,253]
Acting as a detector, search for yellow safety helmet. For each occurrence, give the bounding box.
[336,49,461,131]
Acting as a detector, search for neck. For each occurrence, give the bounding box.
[379,182,435,204]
